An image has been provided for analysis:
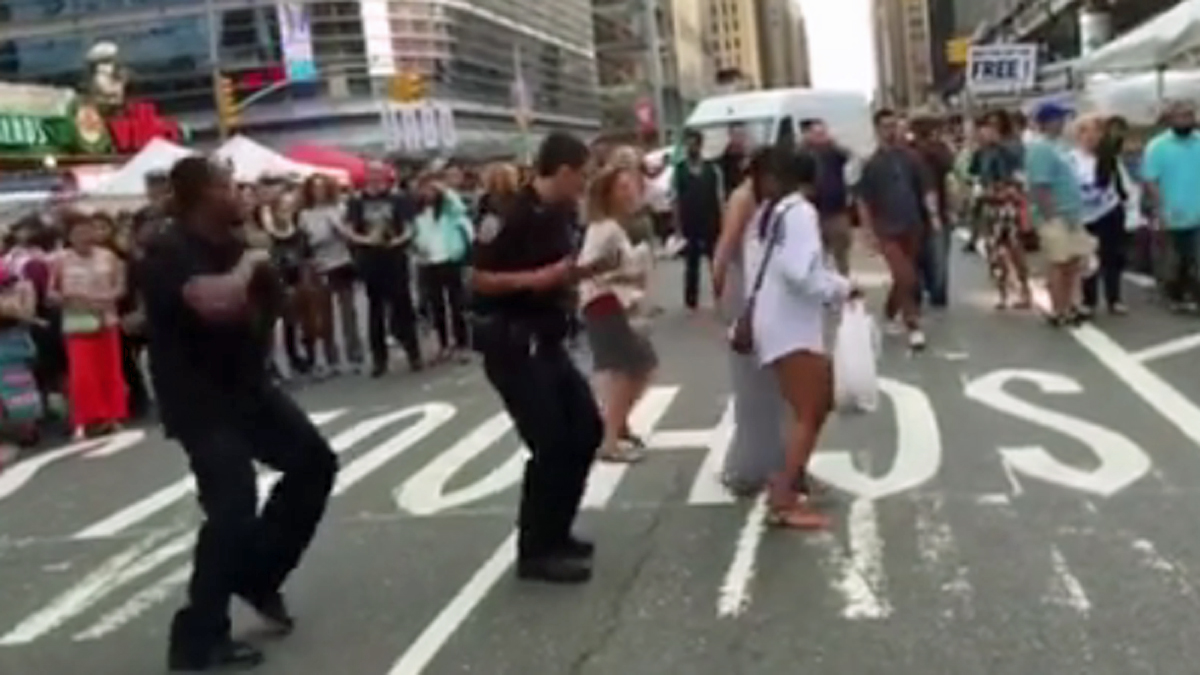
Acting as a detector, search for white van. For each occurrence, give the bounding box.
[684,88,875,160]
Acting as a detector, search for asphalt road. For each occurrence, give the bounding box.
[4,244,1200,675]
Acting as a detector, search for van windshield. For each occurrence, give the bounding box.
[686,118,775,159]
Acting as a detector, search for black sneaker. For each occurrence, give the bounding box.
[369,363,388,378]
[516,554,592,584]
[240,592,294,636]
[168,639,264,672]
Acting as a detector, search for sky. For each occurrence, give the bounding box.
[797,0,878,97]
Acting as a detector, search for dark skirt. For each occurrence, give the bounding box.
[584,308,657,377]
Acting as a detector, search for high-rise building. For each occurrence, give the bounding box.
[705,0,763,88]
[0,0,601,152]
[756,0,811,89]
[593,0,709,134]
[873,0,934,108]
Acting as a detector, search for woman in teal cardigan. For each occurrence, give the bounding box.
[412,173,474,361]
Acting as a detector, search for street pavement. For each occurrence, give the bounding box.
[5,242,1200,675]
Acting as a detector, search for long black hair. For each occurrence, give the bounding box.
[755,147,817,240]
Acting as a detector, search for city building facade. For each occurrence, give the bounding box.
[0,0,602,154]
[593,0,709,137]
[874,0,935,109]
[706,0,763,88]
[756,0,812,89]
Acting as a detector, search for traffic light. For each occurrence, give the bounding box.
[215,75,238,138]
[388,71,427,103]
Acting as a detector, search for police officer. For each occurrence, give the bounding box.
[470,133,617,584]
[142,158,337,671]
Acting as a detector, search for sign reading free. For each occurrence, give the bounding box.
[967,43,1039,96]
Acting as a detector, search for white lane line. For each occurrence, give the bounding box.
[386,533,518,675]
[73,410,349,541]
[67,405,458,638]
[716,494,767,618]
[0,528,186,645]
[1130,332,1200,363]
[687,401,737,506]
[1044,546,1091,616]
[809,498,892,620]
[913,494,974,620]
[74,565,193,641]
[1030,287,1200,449]
[389,392,678,674]
[582,387,679,508]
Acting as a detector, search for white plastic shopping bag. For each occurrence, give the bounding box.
[833,301,881,413]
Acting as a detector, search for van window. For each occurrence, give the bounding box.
[687,118,774,158]
[776,117,795,147]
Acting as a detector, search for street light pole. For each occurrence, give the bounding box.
[643,0,668,145]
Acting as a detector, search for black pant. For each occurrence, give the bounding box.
[358,250,420,368]
[1082,206,1127,309]
[120,332,150,418]
[683,237,714,309]
[419,262,468,351]
[169,387,337,652]
[479,329,602,559]
[1165,228,1200,304]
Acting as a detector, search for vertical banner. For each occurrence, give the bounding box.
[361,0,396,77]
[276,2,317,81]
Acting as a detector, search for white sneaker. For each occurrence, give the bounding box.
[885,319,906,336]
[908,329,927,350]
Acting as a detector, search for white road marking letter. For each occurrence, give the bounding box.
[394,413,518,515]
[965,369,1151,497]
[0,430,147,503]
[807,378,942,499]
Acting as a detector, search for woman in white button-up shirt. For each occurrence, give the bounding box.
[744,149,857,529]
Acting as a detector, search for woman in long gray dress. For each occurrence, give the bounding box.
[712,152,786,495]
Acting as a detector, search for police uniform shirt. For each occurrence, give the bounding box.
[140,226,271,437]
[471,184,574,330]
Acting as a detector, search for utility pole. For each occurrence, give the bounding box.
[643,0,668,145]
[205,0,228,140]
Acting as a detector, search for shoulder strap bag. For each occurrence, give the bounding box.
[729,201,795,355]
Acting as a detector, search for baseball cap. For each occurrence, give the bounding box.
[1033,101,1073,124]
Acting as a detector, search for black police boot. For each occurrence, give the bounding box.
[560,536,595,561]
[516,554,592,584]
[239,591,295,636]
[168,638,264,672]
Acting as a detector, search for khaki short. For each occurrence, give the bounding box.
[1039,218,1096,264]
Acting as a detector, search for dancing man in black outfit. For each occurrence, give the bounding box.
[143,158,337,671]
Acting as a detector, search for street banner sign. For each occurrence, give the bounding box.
[385,102,457,153]
[967,43,1038,96]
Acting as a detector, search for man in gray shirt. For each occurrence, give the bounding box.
[856,108,941,350]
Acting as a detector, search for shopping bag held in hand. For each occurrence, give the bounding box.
[833,301,881,413]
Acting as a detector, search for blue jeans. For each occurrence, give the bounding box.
[915,226,949,307]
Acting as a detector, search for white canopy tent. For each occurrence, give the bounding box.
[1078,0,1200,75]
[88,138,195,197]
[214,135,348,184]
[1077,70,1200,125]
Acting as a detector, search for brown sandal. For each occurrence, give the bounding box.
[765,494,830,530]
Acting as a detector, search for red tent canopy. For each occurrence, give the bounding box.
[283,144,391,187]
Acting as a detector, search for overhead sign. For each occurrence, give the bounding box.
[967,43,1038,96]
[385,102,457,153]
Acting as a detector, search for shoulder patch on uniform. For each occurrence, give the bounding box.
[478,214,503,243]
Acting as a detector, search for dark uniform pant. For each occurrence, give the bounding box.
[683,236,715,309]
[480,334,602,559]
[170,387,337,651]
[358,250,421,368]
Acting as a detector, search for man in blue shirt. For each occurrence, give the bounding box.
[1024,101,1093,325]
[1142,101,1200,312]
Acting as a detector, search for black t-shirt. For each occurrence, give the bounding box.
[470,184,574,334]
[346,191,417,245]
[141,226,270,436]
